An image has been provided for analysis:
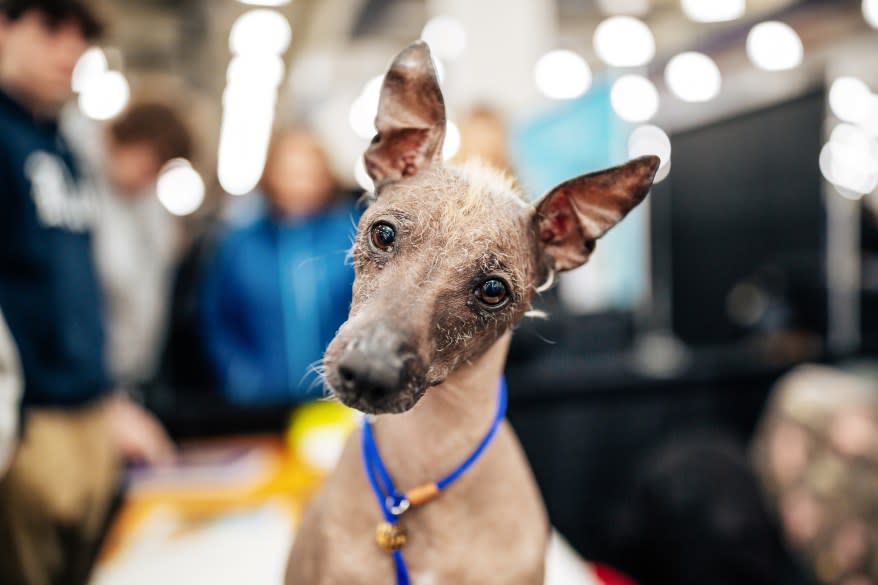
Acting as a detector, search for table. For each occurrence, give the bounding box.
[91,435,327,585]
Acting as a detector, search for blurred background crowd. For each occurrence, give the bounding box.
[1,0,878,584]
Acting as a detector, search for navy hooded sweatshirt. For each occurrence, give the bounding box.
[0,89,109,406]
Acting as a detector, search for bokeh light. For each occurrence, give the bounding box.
[226,54,285,88]
[217,85,275,195]
[421,16,467,61]
[611,75,659,122]
[156,159,205,216]
[819,123,878,197]
[354,156,374,193]
[348,75,383,139]
[71,47,107,93]
[829,77,873,124]
[534,50,592,100]
[218,9,289,196]
[861,94,878,138]
[443,121,461,160]
[746,21,803,71]
[665,52,722,103]
[78,70,130,120]
[593,16,656,68]
[229,9,292,55]
[217,115,274,196]
[432,55,446,84]
[628,124,672,183]
[681,0,745,23]
[865,0,878,29]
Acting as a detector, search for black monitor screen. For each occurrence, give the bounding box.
[664,91,827,346]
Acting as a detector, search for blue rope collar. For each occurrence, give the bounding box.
[360,377,508,585]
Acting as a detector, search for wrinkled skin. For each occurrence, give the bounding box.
[323,42,657,416]
[287,41,659,585]
[324,164,540,414]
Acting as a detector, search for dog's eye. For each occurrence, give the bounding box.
[476,278,509,308]
[370,222,396,252]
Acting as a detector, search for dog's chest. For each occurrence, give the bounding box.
[302,425,548,585]
[411,572,437,585]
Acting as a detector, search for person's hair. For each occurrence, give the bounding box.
[108,102,193,166]
[0,0,104,40]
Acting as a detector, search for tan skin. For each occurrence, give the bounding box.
[286,42,658,585]
[262,130,337,219]
[106,140,164,197]
[0,11,85,114]
[0,10,175,465]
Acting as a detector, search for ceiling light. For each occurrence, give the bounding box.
[348,75,383,139]
[628,124,671,183]
[611,75,659,122]
[534,50,592,100]
[746,21,803,71]
[354,156,374,193]
[421,16,467,62]
[681,0,745,23]
[157,159,205,216]
[665,52,721,103]
[78,70,129,120]
[443,121,461,160]
[865,0,878,29]
[229,10,291,55]
[71,47,107,93]
[593,16,656,68]
[819,123,878,196]
[829,77,872,124]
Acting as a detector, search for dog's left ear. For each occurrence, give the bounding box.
[364,41,446,189]
[532,156,660,273]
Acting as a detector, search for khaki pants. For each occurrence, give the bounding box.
[0,404,120,585]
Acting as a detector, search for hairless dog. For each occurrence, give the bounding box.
[286,41,659,585]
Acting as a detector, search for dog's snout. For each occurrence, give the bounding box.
[329,323,426,413]
[336,345,405,398]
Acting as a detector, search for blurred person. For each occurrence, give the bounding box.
[0,309,22,479]
[200,128,359,405]
[92,102,193,388]
[609,432,797,585]
[753,365,878,585]
[0,2,174,583]
[454,104,515,175]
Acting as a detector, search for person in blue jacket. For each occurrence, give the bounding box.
[201,128,360,405]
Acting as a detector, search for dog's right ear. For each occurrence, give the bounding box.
[364,41,447,189]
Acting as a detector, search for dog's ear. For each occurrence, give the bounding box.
[532,156,660,273]
[364,41,446,189]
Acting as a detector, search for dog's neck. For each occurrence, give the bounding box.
[370,332,512,489]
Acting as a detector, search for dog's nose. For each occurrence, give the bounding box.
[336,349,402,398]
[335,325,416,399]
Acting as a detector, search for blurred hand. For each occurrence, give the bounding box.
[104,393,176,466]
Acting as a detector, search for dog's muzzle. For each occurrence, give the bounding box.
[328,323,427,414]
